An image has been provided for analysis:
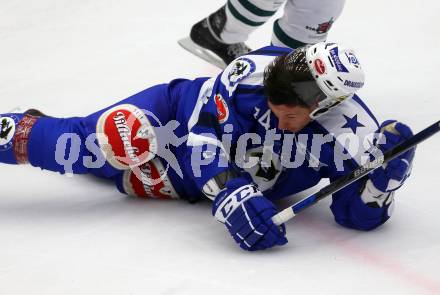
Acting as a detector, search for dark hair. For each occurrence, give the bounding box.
[263,52,314,107]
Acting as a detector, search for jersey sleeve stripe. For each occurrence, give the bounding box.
[352,95,380,128]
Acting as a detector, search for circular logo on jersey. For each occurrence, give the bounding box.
[0,116,18,151]
[96,104,158,170]
[227,57,256,87]
[214,94,229,124]
[314,59,326,75]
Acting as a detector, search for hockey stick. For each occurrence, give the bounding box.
[271,120,440,226]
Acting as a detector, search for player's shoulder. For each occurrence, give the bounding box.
[219,46,292,90]
[312,94,380,165]
[314,94,379,133]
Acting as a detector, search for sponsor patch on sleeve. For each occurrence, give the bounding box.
[214,93,229,124]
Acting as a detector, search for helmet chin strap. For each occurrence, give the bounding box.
[309,94,352,120]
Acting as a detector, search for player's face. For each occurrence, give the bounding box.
[268,101,314,132]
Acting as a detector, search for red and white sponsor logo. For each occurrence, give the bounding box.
[314,59,326,75]
[96,104,158,170]
[123,158,179,199]
[214,94,229,124]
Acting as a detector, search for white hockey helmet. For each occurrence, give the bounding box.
[285,42,365,118]
[306,42,365,99]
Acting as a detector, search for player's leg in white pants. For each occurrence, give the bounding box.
[271,0,345,47]
[221,0,345,47]
[221,0,284,43]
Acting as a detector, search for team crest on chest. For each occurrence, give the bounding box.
[215,94,229,124]
[227,57,256,87]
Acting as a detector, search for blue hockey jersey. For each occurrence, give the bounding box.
[171,46,379,205]
[0,46,389,230]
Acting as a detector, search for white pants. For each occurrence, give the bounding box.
[220,0,345,47]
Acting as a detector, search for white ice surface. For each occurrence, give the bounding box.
[1,1,440,294]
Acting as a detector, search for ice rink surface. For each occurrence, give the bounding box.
[1,0,439,294]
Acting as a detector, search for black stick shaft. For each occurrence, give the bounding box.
[272,120,440,225]
[316,120,440,200]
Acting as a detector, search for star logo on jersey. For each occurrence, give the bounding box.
[341,114,365,134]
[227,57,256,87]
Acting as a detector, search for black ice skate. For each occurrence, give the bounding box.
[178,6,251,69]
[24,109,47,117]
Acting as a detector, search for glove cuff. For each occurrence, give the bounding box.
[212,183,263,223]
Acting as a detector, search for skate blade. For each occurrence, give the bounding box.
[8,106,28,113]
[178,37,227,70]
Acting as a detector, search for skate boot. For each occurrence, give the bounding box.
[24,108,48,117]
[178,6,251,69]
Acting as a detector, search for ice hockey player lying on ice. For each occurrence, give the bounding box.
[0,42,415,251]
